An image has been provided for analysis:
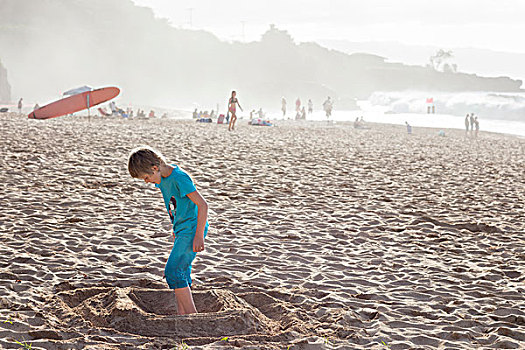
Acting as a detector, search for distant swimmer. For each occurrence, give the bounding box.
[228,90,243,131]
[308,99,313,114]
[281,97,286,117]
[465,114,470,136]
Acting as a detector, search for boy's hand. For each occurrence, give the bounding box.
[193,235,205,252]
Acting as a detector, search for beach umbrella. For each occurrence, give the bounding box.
[63,85,93,96]
[28,86,120,120]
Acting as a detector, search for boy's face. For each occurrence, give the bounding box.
[139,166,161,184]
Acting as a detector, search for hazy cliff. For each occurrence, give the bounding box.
[0,59,11,103]
[0,0,521,109]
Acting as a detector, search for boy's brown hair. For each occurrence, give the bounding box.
[128,146,167,178]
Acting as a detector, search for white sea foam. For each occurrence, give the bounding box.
[368,91,525,121]
[117,91,525,137]
[262,100,525,137]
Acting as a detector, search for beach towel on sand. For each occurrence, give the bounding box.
[196,118,212,123]
[250,118,272,126]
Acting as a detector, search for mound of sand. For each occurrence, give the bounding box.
[52,286,278,338]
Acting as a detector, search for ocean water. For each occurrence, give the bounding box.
[179,106,525,137]
[115,90,525,137]
[367,91,525,122]
[260,94,525,137]
[263,110,523,137]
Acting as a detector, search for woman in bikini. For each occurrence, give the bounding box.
[228,90,243,131]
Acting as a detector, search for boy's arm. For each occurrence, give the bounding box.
[187,190,208,252]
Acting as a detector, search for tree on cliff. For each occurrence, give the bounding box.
[429,49,458,73]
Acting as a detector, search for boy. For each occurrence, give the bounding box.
[128,146,208,315]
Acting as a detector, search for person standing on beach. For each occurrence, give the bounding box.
[470,113,475,136]
[110,101,117,115]
[295,98,301,113]
[323,97,332,120]
[281,97,287,117]
[308,99,313,114]
[405,121,412,134]
[465,114,470,136]
[228,90,243,131]
[295,108,301,120]
[18,98,23,114]
[474,116,479,138]
[128,146,208,315]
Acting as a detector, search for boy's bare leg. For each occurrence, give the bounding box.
[174,287,197,315]
[175,292,186,315]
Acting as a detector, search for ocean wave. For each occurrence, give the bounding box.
[369,91,525,121]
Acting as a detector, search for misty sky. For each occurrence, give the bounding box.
[132,0,525,53]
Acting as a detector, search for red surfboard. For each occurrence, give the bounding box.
[28,87,120,119]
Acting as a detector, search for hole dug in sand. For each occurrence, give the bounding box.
[57,287,278,338]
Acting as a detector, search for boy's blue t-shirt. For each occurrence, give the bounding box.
[155,165,208,236]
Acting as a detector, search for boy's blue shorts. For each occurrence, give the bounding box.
[164,232,205,289]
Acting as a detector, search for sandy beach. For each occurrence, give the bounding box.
[0,113,524,349]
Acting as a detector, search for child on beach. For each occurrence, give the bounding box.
[128,146,208,315]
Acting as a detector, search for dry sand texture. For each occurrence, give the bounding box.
[0,112,524,349]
